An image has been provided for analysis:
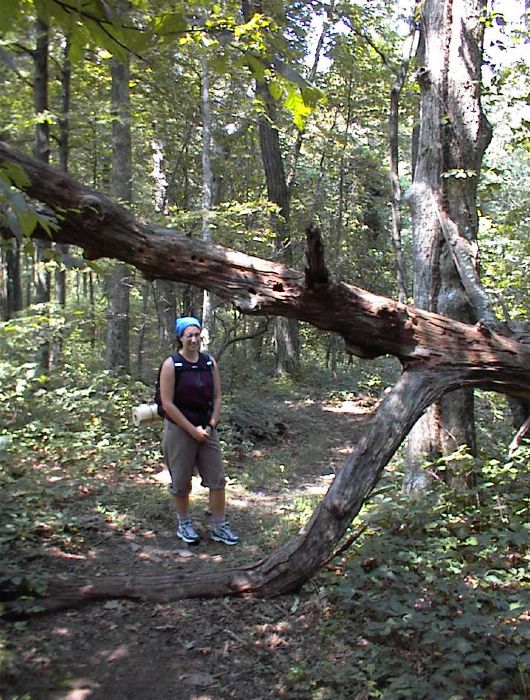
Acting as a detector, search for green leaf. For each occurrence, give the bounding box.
[496,652,518,668]
[83,18,129,62]
[1,162,30,189]
[0,0,21,32]
[122,26,154,54]
[152,11,188,37]
[283,85,311,131]
[301,85,326,108]
[239,54,267,83]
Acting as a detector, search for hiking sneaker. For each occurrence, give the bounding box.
[176,520,201,545]
[211,522,240,546]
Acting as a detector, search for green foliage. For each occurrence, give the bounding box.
[0,164,58,241]
[0,373,162,599]
[310,448,530,699]
[479,148,530,319]
[223,389,288,447]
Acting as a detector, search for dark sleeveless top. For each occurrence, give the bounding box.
[171,352,214,427]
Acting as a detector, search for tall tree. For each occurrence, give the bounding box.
[2,243,23,320]
[242,0,300,375]
[201,57,214,350]
[33,17,51,309]
[55,34,71,308]
[257,80,300,374]
[150,135,176,358]
[105,49,132,374]
[404,0,493,489]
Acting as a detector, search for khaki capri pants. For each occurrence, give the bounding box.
[163,420,225,496]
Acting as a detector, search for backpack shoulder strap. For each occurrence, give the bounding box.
[171,352,184,369]
[201,352,214,368]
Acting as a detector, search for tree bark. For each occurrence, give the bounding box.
[150,135,177,358]
[55,35,71,309]
[201,57,214,351]
[105,54,132,374]
[33,17,51,309]
[242,0,299,374]
[389,36,415,304]
[0,142,528,387]
[405,0,493,488]
[154,279,176,358]
[4,243,23,318]
[1,142,529,615]
[256,81,300,375]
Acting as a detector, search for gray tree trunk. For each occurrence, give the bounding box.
[150,133,177,356]
[55,36,71,308]
[388,24,417,304]
[155,280,176,358]
[105,54,132,374]
[257,82,300,374]
[201,57,213,351]
[241,0,299,375]
[405,0,492,489]
[32,17,52,371]
[4,244,23,319]
[33,17,51,308]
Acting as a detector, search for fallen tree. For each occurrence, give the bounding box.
[1,141,529,616]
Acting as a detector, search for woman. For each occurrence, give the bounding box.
[159,316,239,546]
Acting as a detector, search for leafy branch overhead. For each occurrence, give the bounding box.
[0,0,324,129]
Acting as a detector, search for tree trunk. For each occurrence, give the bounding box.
[32,17,52,373]
[150,128,177,358]
[256,81,300,374]
[389,32,416,304]
[55,35,71,308]
[135,279,150,380]
[1,142,528,386]
[33,17,51,308]
[405,0,492,488]
[4,243,23,319]
[1,143,529,614]
[105,54,132,374]
[155,279,176,358]
[201,57,214,351]
[242,0,299,374]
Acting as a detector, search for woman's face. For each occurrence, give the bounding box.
[181,325,201,351]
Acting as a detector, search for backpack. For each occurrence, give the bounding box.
[154,352,213,418]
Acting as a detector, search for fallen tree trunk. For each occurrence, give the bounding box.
[6,368,467,617]
[1,141,529,616]
[1,142,528,386]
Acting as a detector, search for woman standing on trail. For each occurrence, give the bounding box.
[159,316,239,546]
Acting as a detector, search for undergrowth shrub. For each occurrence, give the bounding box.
[315,445,530,700]
[223,389,289,445]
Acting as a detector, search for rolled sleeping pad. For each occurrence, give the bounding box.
[132,403,162,427]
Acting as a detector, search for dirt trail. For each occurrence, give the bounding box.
[1,397,372,700]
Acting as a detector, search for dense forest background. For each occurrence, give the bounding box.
[1,0,529,698]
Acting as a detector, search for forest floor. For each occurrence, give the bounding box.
[1,383,528,700]
[1,392,376,700]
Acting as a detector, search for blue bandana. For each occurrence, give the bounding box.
[175,316,201,338]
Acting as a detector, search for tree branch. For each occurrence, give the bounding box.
[433,189,497,323]
[0,140,528,399]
